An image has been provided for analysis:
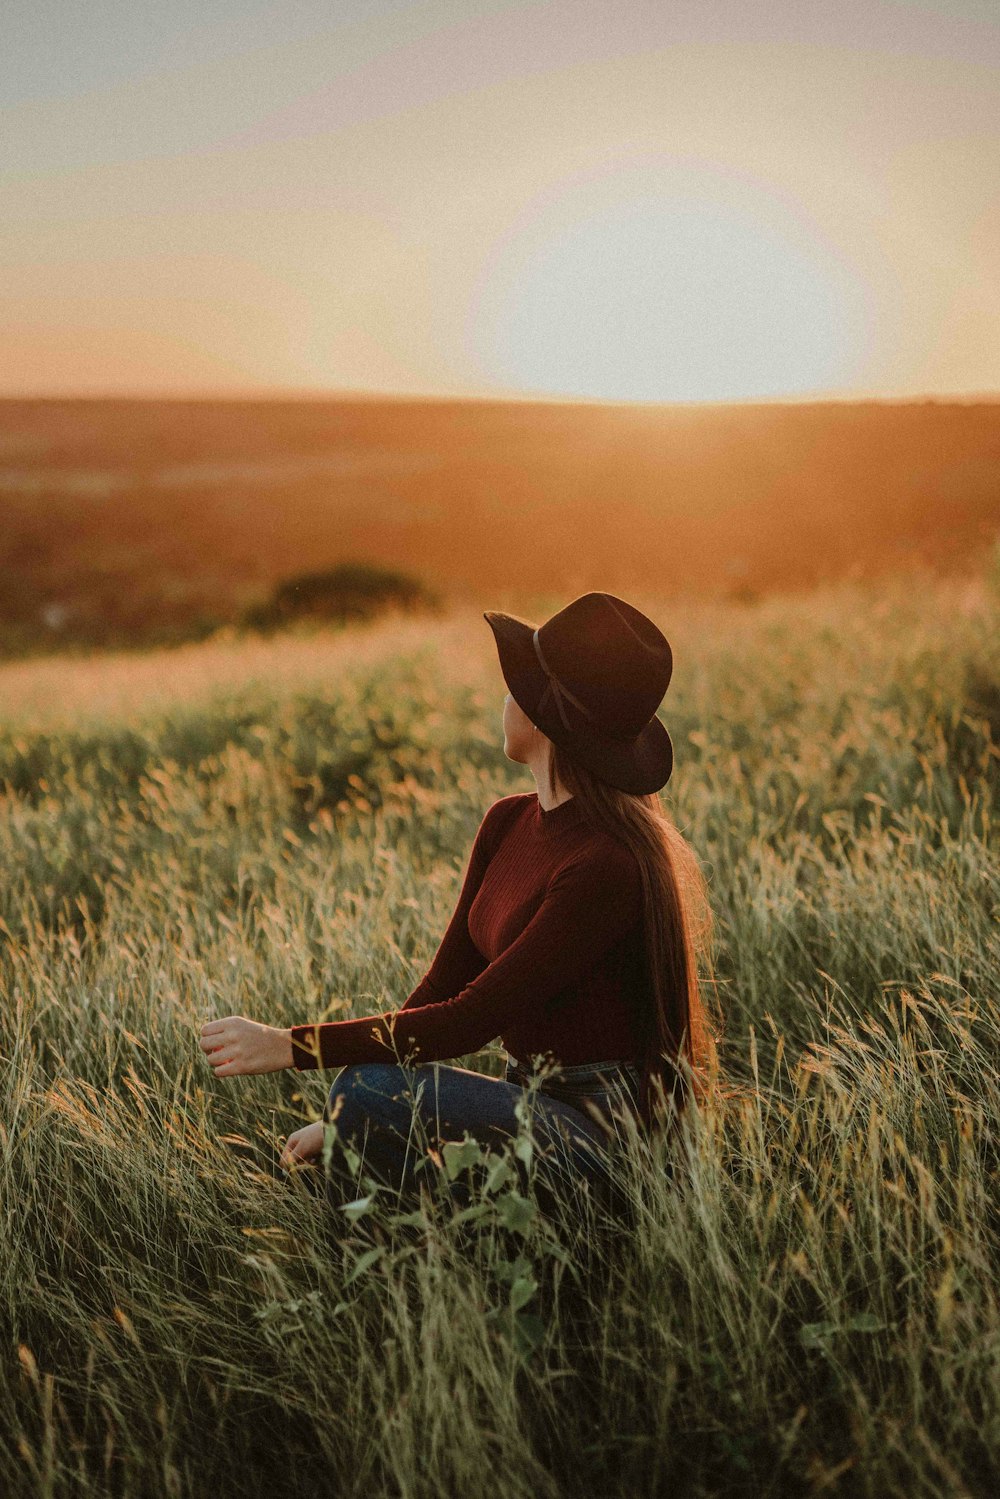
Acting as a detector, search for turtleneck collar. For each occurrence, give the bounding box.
[533,792,583,833]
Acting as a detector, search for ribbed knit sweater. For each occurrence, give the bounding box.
[289,791,650,1072]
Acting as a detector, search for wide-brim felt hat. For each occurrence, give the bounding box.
[483,591,674,795]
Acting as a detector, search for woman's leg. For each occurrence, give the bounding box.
[321,1060,614,1207]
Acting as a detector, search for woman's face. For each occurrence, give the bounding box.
[502,690,536,763]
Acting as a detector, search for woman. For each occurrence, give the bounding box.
[199,591,719,1206]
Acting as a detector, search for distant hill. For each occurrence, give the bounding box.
[0,395,997,653]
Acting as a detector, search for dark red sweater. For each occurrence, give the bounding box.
[289,791,650,1072]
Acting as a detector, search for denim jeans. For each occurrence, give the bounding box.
[309,1053,643,1211]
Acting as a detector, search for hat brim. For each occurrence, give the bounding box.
[483,609,674,795]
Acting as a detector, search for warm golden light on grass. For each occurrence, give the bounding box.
[1,567,998,1492]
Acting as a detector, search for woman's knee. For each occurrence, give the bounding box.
[324,1062,415,1132]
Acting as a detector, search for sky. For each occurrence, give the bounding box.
[4,0,999,402]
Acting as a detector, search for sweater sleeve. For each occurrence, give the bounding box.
[289,835,642,1070]
[289,795,522,1069]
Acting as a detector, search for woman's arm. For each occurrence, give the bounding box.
[288,839,642,1071]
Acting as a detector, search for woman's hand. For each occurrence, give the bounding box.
[199,1016,293,1076]
[279,1121,325,1170]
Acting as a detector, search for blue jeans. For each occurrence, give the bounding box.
[316,1054,643,1210]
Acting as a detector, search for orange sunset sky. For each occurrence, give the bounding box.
[4,0,999,404]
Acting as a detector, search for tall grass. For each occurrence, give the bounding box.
[1,568,997,1497]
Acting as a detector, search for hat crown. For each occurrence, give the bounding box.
[534,592,672,742]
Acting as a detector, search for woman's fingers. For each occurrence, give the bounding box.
[217,1063,247,1078]
[199,1019,243,1072]
[282,1129,305,1162]
[202,1042,239,1074]
[279,1123,324,1168]
[200,1019,232,1041]
[199,1030,229,1054]
[199,1017,243,1046]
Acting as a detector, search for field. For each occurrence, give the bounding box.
[1,565,998,1498]
[1,396,999,654]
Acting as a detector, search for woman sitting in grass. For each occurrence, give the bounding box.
[199,591,719,1207]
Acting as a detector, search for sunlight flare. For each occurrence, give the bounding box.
[468,166,872,402]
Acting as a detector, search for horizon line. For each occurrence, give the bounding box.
[2,386,1000,409]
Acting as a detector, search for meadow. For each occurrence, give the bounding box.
[1,564,998,1498]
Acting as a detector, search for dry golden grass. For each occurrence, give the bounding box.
[1,565,998,1497]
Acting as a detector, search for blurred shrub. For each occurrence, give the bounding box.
[243,562,441,633]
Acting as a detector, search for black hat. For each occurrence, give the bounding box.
[483,591,674,795]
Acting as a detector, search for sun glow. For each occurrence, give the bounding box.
[467,165,872,403]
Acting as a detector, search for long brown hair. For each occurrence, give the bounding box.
[547,738,722,1133]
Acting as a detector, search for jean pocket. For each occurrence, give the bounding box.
[506,1061,640,1117]
[544,1082,628,1117]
